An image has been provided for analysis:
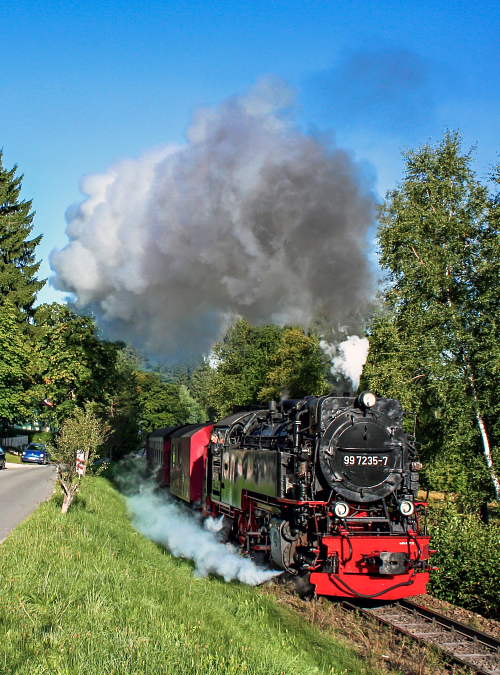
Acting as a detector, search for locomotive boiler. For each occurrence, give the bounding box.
[146,392,434,599]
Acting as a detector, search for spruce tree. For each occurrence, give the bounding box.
[0,151,44,316]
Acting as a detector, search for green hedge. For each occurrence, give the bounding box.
[429,507,500,617]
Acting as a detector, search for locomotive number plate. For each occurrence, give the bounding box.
[343,455,389,466]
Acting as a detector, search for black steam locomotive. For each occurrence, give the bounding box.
[147,392,433,599]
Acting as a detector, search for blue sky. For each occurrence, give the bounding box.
[1,0,498,304]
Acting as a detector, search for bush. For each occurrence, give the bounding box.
[428,506,500,617]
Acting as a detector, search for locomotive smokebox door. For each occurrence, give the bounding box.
[318,398,406,502]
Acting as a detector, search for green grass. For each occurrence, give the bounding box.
[0,478,370,675]
[6,451,21,463]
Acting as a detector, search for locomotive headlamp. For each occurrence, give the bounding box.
[398,500,415,516]
[333,501,350,518]
[359,391,376,408]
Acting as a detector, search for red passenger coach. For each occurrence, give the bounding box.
[169,423,213,504]
[145,426,179,486]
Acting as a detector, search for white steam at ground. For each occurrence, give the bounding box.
[51,78,376,359]
[127,482,280,586]
[320,334,370,390]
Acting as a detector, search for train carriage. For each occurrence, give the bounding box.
[169,423,213,504]
[146,426,183,486]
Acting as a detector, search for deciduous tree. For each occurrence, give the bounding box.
[29,303,120,424]
[137,371,204,432]
[260,327,330,400]
[365,133,499,507]
[207,319,330,417]
[188,359,213,419]
[207,319,284,417]
[105,347,142,460]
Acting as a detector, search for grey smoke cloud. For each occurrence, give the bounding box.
[51,78,376,359]
[306,48,435,137]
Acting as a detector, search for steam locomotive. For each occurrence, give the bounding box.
[146,393,434,599]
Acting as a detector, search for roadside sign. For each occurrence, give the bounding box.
[76,450,86,476]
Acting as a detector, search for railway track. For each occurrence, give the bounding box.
[342,598,500,674]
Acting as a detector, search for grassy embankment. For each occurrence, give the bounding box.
[0,477,370,675]
[6,452,21,463]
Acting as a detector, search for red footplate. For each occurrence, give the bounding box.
[311,570,430,600]
[311,534,432,600]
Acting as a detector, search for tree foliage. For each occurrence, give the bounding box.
[0,152,44,317]
[105,347,142,460]
[365,133,499,506]
[205,319,330,417]
[206,320,283,417]
[0,153,44,426]
[429,505,500,617]
[187,360,213,419]
[260,327,330,401]
[0,301,31,426]
[29,303,121,424]
[137,371,205,432]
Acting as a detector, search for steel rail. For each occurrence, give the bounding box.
[342,598,500,675]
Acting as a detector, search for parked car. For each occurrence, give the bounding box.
[0,447,5,470]
[21,443,50,465]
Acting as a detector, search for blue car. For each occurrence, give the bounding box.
[0,447,5,470]
[22,443,50,465]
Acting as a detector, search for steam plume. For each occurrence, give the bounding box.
[127,485,279,585]
[321,334,369,390]
[51,78,376,359]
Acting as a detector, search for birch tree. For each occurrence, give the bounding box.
[365,133,499,507]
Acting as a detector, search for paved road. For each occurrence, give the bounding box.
[0,462,56,543]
